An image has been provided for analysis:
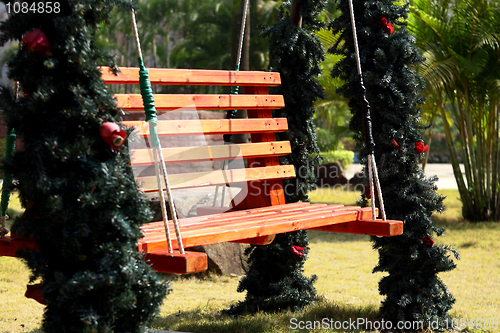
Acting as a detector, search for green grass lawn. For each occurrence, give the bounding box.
[1,189,499,333]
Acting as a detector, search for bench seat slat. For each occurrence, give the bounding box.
[179,209,371,237]
[136,165,296,191]
[0,205,401,258]
[130,141,292,166]
[143,203,325,232]
[123,118,288,136]
[114,94,285,111]
[0,237,37,257]
[145,205,352,234]
[101,66,281,86]
[137,205,403,253]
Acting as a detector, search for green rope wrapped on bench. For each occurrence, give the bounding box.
[137,56,161,149]
[138,58,157,123]
[130,9,185,254]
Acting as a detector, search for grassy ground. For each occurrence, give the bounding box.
[1,189,499,333]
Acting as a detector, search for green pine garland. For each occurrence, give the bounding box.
[227,0,326,314]
[329,0,459,328]
[0,1,166,331]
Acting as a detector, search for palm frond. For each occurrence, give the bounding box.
[418,47,458,89]
[315,29,341,49]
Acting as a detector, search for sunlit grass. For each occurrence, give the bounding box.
[5,191,24,228]
[309,186,360,206]
[0,257,44,333]
[309,187,464,223]
[1,190,499,333]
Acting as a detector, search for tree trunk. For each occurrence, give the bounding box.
[422,106,436,171]
[439,95,473,218]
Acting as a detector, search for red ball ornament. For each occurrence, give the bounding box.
[22,29,53,58]
[421,236,434,247]
[291,245,305,257]
[414,141,429,154]
[100,122,126,150]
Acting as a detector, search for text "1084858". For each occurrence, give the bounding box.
[5,2,60,14]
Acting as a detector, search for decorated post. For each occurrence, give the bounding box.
[329,0,458,328]
[0,1,166,331]
[228,0,325,314]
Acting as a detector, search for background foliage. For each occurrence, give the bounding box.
[409,0,500,221]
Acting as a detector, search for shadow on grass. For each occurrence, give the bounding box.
[307,230,372,244]
[434,218,500,231]
[151,298,379,333]
[307,218,499,247]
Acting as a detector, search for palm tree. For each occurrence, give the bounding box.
[409,0,500,221]
[313,3,352,149]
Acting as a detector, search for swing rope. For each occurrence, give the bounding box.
[347,0,386,221]
[0,79,19,238]
[130,9,185,254]
[214,0,250,208]
[224,0,250,127]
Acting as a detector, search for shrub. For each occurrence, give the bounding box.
[316,127,342,151]
[318,150,353,170]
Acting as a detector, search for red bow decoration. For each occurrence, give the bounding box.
[393,139,407,153]
[378,17,394,34]
[100,122,127,150]
[421,236,434,247]
[414,141,429,154]
[22,29,53,58]
[291,246,305,257]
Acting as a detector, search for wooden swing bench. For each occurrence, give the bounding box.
[0,67,403,274]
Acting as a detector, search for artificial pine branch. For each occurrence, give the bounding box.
[227,0,326,314]
[0,1,166,331]
[329,0,459,329]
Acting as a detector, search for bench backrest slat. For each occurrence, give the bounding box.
[102,67,289,207]
[101,66,281,86]
[136,165,295,191]
[122,119,288,136]
[130,141,291,166]
[114,94,285,111]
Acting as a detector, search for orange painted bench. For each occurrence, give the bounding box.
[0,67,403,274]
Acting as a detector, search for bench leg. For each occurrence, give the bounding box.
[144,251,208,274]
